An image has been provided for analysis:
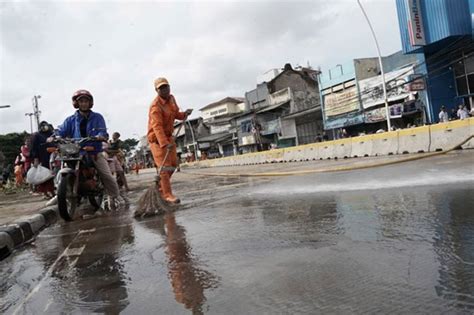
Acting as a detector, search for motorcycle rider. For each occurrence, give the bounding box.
[54,89,120,210]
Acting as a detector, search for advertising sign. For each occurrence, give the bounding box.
[407,0,426,46]
[407,74,426,91]
[364,104,404,123]
[324,112,365,130]
[359,66,414,109]
[323,86,360,117]
[241,135,256,146]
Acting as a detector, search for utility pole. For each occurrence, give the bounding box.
[25,113,34,134]
[186,120,198,158]
[32,95,41,131]
[357,0,391,132]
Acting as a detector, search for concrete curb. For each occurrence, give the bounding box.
[0,207,58,261]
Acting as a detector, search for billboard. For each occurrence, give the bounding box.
[359,66,414,109]
[323,86,360,117]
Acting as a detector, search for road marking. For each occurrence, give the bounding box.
[68,257,79,270]
[65,245,86,257]
[12,229,92,315]
[43,299,53,312]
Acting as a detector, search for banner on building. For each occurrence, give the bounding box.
[364,104,404,123]
[324,112,365,130]
[323,86,360,117]
[241,135,256,146]
[260,119,280,135]
[359,66,414,110]
[407,0,426,46]
[407,74,425,91]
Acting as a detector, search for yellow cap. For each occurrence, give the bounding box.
[154,77,169,89]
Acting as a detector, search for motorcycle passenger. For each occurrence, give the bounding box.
[55,89,120,210]
[106,132,130,191]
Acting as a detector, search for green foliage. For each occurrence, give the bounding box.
[122,138,139,152]
[0,132,30,169]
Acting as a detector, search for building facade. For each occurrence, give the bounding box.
[319,51,425,136]
[198,97,245,157]
[396,0,474,121]
[240,63,322,151]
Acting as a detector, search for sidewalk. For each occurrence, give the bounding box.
[0,170,156,226]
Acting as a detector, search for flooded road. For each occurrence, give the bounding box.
[1,152,474,314]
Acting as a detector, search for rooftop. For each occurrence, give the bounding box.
[199,97,245,112]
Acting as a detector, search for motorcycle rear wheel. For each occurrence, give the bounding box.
[57,173,78,221]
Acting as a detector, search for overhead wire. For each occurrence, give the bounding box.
[321,38,473,112]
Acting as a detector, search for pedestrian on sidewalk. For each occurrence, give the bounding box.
[14,161,24,187]
[106,132,130,191]
[31,121,55,199]
[438,106,449,123]
[457,104,469,120]
[147,77,192,204]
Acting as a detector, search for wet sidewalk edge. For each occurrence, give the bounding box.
[0,207,58,261]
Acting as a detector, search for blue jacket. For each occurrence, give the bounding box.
[56,110,108,154]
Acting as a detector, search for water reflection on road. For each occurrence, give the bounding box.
[140,212,219,314]
[1,159,474,313]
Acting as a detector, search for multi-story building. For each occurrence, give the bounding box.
[198,97,245,157]
[319,51,424,137]
[396,0,474,120]
[238,63,322,153]
[174,117,209,161]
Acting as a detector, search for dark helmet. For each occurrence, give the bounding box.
[72,89,94,109]
[39,121,51,132]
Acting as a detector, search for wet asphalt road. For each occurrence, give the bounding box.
[1,151,474,314]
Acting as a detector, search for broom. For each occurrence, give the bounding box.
[134,116,187,218]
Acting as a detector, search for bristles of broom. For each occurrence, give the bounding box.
[134,182,168,218]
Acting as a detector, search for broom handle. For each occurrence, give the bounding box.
[156,114,188,174]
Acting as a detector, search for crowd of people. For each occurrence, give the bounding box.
[0,91,130,208]
[438,104,473,123]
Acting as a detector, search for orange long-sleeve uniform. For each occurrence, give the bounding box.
[147,94,186,171]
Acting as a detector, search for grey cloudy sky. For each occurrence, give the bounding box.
[0,0,402,139]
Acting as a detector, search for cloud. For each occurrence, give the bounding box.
[0,0,401,139]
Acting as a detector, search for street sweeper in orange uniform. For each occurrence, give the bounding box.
[147,77,192,204]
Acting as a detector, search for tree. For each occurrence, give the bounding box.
[0,132,30,170]
[121,138,139,153]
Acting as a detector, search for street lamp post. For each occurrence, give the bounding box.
[186,120,198,159]
[357,0,391,132]
[32,95,41,131]
[25,113,34,134]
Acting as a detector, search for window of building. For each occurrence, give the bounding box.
[453,53,474,109]
[240,120,252,133]
[454,53,474,102]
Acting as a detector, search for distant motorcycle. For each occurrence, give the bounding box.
[48,137,104,221]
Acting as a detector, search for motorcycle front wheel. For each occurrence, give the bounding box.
[57,173,78,221]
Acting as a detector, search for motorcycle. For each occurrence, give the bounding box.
[48,137,104,221]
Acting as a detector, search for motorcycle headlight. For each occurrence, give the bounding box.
[59,143,80,155]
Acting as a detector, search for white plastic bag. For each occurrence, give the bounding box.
[26,165,54,185]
